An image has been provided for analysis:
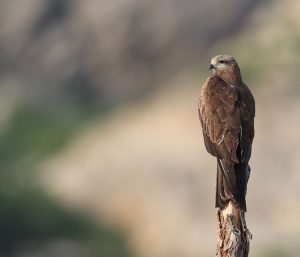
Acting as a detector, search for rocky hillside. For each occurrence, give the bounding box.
[39,0,300,257]
[1,0,300,256]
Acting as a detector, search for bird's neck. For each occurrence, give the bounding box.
[217,66,242,86]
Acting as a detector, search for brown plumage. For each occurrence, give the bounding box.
[198,55,255,212]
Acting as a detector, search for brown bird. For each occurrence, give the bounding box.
[198,55,255,212]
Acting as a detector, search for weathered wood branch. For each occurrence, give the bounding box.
[216,202,252,257]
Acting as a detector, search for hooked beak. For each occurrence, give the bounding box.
[209,64,214,70]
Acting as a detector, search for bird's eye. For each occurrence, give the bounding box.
[219,60,225,64]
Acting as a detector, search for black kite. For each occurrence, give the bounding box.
[198,55,255,212]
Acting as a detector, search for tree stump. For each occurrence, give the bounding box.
[216,202,252,257]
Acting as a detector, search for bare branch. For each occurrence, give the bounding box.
[216,202,252,257]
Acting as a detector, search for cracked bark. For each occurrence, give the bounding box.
[216,202,252,257]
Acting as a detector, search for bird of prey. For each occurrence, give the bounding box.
[198,55,255,212]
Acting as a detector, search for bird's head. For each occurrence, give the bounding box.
[209,55,242,85]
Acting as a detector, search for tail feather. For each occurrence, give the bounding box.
[216,162,227,209]
[234,163,250,211]
[215,159,250,212]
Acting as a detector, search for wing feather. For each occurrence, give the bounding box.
[199,76,240,163]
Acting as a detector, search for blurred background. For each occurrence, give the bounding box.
[1,0,300,256]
